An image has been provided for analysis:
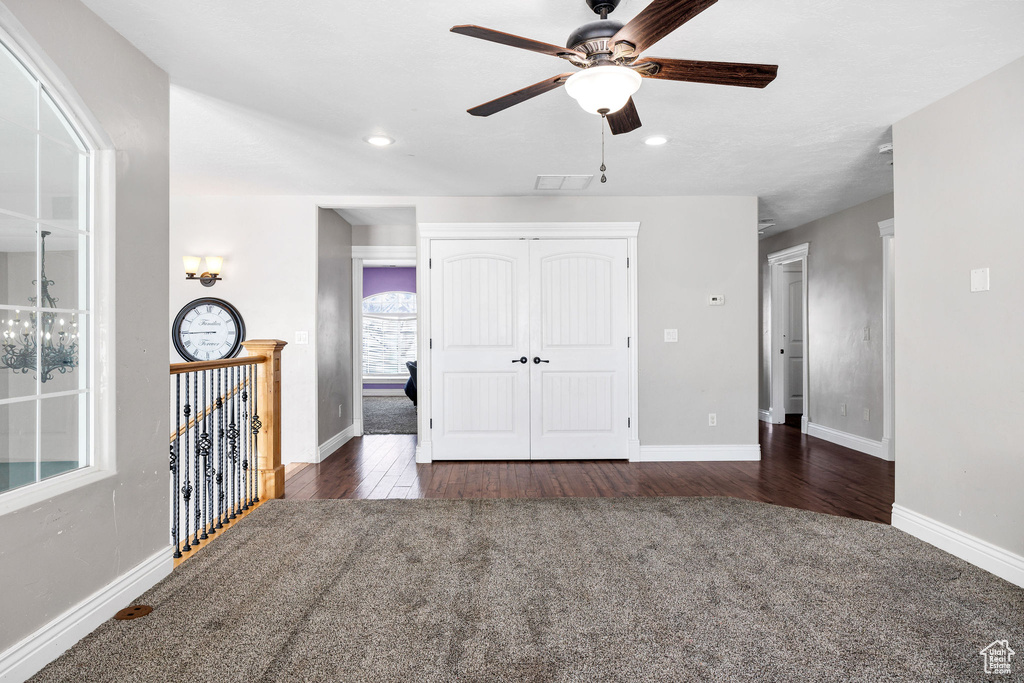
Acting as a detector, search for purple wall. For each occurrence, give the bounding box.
[363,267,416,297]
[363,267,416,390]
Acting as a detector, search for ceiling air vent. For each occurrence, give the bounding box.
[535,175,594,191]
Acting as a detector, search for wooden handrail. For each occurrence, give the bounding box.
[170,355,266,375]
[169,378,250,443]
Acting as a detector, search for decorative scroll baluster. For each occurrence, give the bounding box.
[227,366,237,520]
[171,374,181,559]
[181,377,192,553]
[251,359,262,503]
[194,370,203,546]
[202,369,212,539]
[241,364,250,510]
[215,367,224,529]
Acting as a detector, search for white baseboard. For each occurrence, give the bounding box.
[639,444,761,462]
[806,422,889,460]
[0,545,172,683]
[363,388,406,397]
[352,417,363,438]
[758,409,771,423]
[415,443,432,463]
[628,439,641,463]
[892,504,1024,589]
[317,423,357,462]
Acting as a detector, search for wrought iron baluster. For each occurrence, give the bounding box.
[171,374,181,559]
[228,366,237,520]
[199,370,210,541]
[194,368,204,544]
[181,377,192,552]
[205,369,215,536]
[241,363,250,510]
[216,367,225,529]
[252,361,261,503]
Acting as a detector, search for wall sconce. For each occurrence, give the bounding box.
[183,255,223,287]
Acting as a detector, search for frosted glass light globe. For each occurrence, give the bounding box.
[565,66,642,116]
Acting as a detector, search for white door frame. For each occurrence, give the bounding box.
[416,222,641,464]
[350,246,417,437]
[767,243,810,431]
[878,218,895,460]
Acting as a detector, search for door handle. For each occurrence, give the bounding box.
[513,356,528,364]
[533,357,550,364]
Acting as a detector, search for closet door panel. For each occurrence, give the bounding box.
[430,240,531,460]
[529,240,629,460]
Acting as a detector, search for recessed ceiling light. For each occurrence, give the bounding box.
[644,135,669,146]
[365,135,394,147]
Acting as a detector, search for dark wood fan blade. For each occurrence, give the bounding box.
[612,0,719,55]
[468,74,573,117]
[635,57,778,88]
[606,98,642,135]
[452,25,584,62]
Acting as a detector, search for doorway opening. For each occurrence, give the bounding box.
[767,243,809,431]
[360,266,418,434]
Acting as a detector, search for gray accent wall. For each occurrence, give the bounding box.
[316,209,353,445]
[351,223,416,247]
[0,0,169,653]
[893,56,1024,556]
[758,193,893,441]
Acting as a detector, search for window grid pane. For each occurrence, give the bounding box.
[0,38,90,496]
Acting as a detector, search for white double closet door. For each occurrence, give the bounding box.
[430,238,629,460]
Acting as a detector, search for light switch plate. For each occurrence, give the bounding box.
[664,329,678,343]
[970,268,990,292]
[295,331,309,344]
[709,294,725,306]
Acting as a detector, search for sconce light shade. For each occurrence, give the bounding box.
[204,256,223,276]
[182,255,202,276]
[184,255,223,287]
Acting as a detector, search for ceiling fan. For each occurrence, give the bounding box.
[452,0,778,135]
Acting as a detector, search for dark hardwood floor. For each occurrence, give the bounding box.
[285,419,895,524]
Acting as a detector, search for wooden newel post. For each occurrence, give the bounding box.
[242,339,288,499]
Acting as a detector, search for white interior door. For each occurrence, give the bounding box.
[430,240,531,460]
[529,240,629,460]
[783,267,804,415]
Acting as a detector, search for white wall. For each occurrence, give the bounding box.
[0,0,170,655]
[171,195,759,455]
[893,56,1024,560]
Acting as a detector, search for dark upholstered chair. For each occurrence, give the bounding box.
[404,361,417,406]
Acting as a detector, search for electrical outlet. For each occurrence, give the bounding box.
[840,403,847,416]
[708,413,717,427]
[664,329,678,343]
[863,408,870,421]
[338,404,344,418]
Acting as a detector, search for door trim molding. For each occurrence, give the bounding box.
[767,243,810,430]
[416,222,641,463]
[879,218,895,461]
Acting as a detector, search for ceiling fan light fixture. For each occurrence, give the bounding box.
[644,135,669,146]
[364,135,395,147]
[564,65,641,116]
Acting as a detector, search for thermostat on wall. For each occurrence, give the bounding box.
[709,294,725,306]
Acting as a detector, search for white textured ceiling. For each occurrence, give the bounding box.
[80,0,1024,233]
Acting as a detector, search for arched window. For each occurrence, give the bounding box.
[362,291,416,378]
[0,36,92,496]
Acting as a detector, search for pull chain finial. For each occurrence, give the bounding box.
[598,109,609,183]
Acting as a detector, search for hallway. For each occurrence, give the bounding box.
[285,420,895,523]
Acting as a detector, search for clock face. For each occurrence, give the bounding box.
[172,297,245,362]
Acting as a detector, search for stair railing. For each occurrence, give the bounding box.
[168,339,286,559]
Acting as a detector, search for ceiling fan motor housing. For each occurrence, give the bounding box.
[566,18,625,54]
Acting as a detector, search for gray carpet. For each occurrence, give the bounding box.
[363,396,417,434]
[34,498,1023,682]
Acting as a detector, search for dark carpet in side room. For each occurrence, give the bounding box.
[362,395,417,434]
[33,497,1023,682]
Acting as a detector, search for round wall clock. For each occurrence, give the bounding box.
[172,297,246,362]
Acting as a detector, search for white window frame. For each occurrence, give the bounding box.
[0,11,116,515]
[361,291,417,382]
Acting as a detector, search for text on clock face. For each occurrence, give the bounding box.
[181,307,237,359]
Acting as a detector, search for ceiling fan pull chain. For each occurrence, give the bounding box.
[599,110,608,183]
